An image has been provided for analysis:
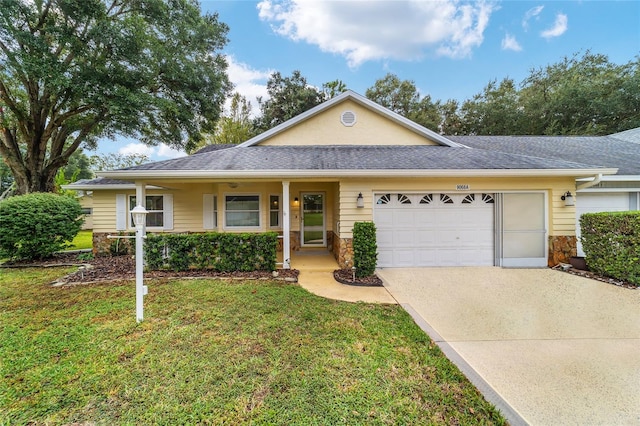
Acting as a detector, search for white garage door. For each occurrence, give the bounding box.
[576,192,630,256]
[374,193,495,267]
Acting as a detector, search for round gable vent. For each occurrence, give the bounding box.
[340,110,357,127]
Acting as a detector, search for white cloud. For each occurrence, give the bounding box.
[118,143,154,157]
[541,13,568,39]
[118,142,186,159]
[257,0,497,67]
[156,144,187,159]
[501,33,522,52]
[225,55,271,116]
[522,5,544,30]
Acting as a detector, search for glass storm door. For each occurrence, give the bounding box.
[500,192,547,267]
[302,193,326,247]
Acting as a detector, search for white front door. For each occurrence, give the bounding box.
[301,193,326,247]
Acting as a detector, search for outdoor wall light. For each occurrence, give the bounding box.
[561,191,575,207]
[293,197,299,206]
[356,192,364,208]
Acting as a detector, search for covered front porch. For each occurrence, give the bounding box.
[125,178,356,269]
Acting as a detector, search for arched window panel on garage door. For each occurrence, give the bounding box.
[373,192,495,267]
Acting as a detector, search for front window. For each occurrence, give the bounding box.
[225,195,260,228]
[130,195,164,227]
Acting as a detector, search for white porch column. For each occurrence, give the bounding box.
[135,181,146,234]
[282,181,291,269]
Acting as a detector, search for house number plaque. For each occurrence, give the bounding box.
[456,184,470,190]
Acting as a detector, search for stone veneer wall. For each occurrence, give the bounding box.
[93,232,135,256]
[331,231,340,263]
[335,237,353,269]
[548,235,577,267]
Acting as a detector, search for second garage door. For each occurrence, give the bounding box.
[374,193,495,267]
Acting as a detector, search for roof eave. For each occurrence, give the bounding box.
[98,168,618,180]
[61,183,165,190]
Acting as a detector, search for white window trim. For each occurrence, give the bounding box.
[269,194,282,229]
[223,193,261,230]
[125,194,173,231]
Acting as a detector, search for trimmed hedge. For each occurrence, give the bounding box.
[580,211,640,286]
[145,232,278,272]
[0,193,83,260]
[353,221,378,278]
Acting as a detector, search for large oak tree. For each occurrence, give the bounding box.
[0,0,231,194]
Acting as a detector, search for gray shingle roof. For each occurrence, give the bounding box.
[72,178,133,185]
[191,144,237,155]
[447,134,640,175]
[611,127,640,144]
[114,145,608,173]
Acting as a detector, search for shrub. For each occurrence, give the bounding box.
[145,232,278,272]
[580,211,640,286]
[353,221,378,278]
[0,193,84,260]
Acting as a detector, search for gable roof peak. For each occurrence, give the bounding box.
[239,90,463,148]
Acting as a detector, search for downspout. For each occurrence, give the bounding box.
[576,173,602,191]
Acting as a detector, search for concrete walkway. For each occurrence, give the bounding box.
[378,267,640,426]
[292,251,395,304]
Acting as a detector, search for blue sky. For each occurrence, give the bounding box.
[103,0,640,161]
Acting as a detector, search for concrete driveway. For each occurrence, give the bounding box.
[377,267,640,426]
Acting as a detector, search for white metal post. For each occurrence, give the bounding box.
[282,181,291,269]
[131,203,148,323]
[135,218,144,322]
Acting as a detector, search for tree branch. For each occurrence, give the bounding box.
[33,0,53,34]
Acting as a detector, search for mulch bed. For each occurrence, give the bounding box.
[333,269,384,287]
[2,253,299,285]
[553,264,637,290]
[4,252,637,290]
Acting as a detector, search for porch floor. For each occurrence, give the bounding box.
[280,250,396,304]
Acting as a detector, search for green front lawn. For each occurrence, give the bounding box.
[0,268,505,425]
[65,230,93,251]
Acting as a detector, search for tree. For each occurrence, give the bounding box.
[458,78,524,135]
[365,73,441,130]
[0,155,13,196]
[366,73,420,117]
[438,99,464,135]
[89,152,149,172]
[322,79,347,99]
[254,71,325,132]
[189,92,256,153]
[0,0,231,194]
[519,52,640,135]
[62,149,93,181]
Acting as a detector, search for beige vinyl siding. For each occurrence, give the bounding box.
[78,196,93,229]
[259,100,439,147]
[338,176,576,239]
[92,190,119,232]
[551,187,577,234]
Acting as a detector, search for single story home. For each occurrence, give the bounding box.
[67,91,617,269]
[449,128,640,256]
